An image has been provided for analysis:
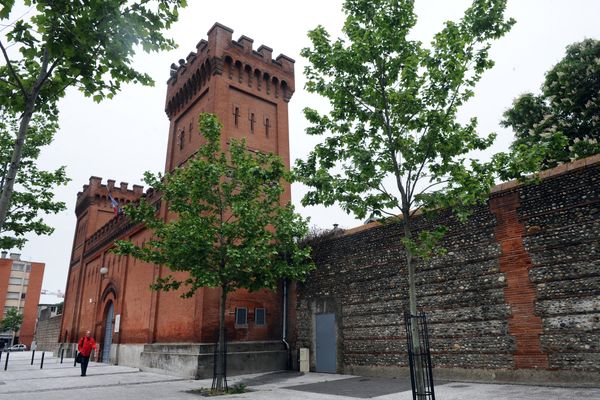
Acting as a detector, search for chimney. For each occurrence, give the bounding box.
[1,251,7,259]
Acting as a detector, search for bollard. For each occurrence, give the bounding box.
[31,349,36,365]
[60,348,64,364]
[4,351,9,371]
[40,352,45,369]
[0,350,2,364]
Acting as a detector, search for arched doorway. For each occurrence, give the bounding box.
[102,302,114,363]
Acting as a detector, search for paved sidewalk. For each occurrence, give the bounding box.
[1,351,599,399]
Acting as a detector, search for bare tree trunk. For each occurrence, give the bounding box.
[0,47,50,233]
[0,99,35,231]
[215,284,227,391]
[403,209,426,399]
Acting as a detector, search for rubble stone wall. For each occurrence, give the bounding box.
[296,157,600,381]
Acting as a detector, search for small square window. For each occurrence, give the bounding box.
[235,307,248,326]
[255,308,266,326]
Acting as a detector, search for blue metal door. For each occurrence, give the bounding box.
[315,313,336,373]
[102,302,114,363]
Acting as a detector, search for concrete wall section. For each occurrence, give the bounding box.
[111,343,145,367]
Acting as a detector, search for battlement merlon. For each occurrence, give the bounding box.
[166,22,295,89]
[75,176,144,217]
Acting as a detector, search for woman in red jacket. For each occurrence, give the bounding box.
[77,330,97,376]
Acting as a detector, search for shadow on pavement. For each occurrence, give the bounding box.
[285,376,415,398]
[237,370,305,386]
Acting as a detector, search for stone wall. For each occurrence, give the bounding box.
[296,155,600,383]
[518,162,600,372]
[36,315,61,353]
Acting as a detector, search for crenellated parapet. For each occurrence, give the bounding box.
[75,176,145,218]
[165,22,295,119]
[75,177,162,260]
[83,212,133,260]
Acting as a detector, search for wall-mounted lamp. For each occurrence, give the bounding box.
[99,266,108,276]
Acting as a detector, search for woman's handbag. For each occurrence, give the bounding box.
[75,352,83,364]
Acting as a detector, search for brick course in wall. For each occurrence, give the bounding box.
[296,155,600,383]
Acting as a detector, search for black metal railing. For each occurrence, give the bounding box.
[405,312,435,400]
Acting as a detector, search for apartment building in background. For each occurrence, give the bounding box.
[0,252,45,348]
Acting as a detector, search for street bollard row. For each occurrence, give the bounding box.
[0,350,48,370]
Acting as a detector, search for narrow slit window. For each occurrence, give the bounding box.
[249,112,255,133]
[179,130,185,150]
[233,107,240,127]
[265,118,270,138]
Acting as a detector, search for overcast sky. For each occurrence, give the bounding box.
[4,0,600,303]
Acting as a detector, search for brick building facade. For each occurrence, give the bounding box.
[0,253,44,348]
[60,23,296,376]
[296,155,600,384]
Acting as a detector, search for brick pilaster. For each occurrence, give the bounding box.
[490,191,548,369]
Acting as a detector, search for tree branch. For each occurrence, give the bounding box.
[341,84,375,115]
[0,77,19,89]
[414,179,449,198]
[35,54,62,92]
[0,39,26,96]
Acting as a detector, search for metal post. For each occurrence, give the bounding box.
[60,348,65,364]
[0,350,2,364]
[4,351,9,370]
[31,349,36,365]
[40,352,45,369]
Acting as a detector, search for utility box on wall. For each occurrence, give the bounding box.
[299,348,310,372]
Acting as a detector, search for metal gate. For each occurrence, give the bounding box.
[315,313,336,373]
[102,302,114,363]
[405,312,435,400]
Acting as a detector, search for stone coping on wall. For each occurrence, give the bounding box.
[340,154,600,238]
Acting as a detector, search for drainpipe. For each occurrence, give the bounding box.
[282,278,291,369]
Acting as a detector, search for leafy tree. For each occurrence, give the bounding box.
[502,39,600,169]
[1,308,24,346]
[0,0,187,234]
[0,109,68,249]
[114,114,314,391]
[295,0,513,393]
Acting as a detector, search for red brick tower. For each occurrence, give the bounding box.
[163,22,295,202]
[60,24,296,376]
